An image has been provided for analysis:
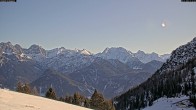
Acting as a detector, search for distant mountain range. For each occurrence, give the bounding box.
[0,42,170,98]
[96,47,170,63]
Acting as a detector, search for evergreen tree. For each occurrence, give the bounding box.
[90,89,115,110]
[190,95,196,108]
[45,87,56,100]
[16,82,31,94]
[23,83,31,94]
[84,98,90,108]
[90,89,105,109]
[16,82,23,92]
[31,86,39,96]
[73,92,81,105]
[101,100,115,110]
[65,96,73,103]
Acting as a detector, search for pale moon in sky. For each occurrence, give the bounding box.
[161,22,166,28]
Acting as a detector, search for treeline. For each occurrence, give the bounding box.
[16,82,115,110]
[16,82,39,95]
[114,57,196,110]
[58,89,115,110]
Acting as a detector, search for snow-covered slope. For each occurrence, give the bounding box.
[0,89,91,110]
[96,47,140,63]
[96,47,170,63]
[143,96,195,110]
[134,50,170,63]
[68,58,152,98]
[42,49,94,73]
[0,42,169,70]
[159,37,196,73]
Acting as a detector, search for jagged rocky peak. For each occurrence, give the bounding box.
[25,44,46,56]
[134,50,169,63]
[14,44,22,50]
[46,47,66,58]
[0,42,22,55]
[59,47,66,51]
[78,49,92,55]
[160,37,196,73]
[192,37,196,41]
[102,47,129,54]
[136,50,145,54]
[14,44,23,54]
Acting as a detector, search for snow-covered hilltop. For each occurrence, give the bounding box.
[0,89,92,110]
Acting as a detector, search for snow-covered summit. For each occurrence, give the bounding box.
[0,42,31,62]
[96,47,170,63]
[77,49,92,55]
[0,42,22,55]
[96,47,137,63]
[24,44,46,56]
[0,42,170,71]
[134,50,170,63]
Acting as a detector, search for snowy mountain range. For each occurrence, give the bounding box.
[0,42,169,74]
[96,47,169,63]
[0,42,169,64]
[0,41,170,98]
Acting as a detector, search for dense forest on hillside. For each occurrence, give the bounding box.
[114,57,196,110]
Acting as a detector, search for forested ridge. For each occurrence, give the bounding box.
[114,57,196,110]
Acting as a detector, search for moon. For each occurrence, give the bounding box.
[161,22,166,28]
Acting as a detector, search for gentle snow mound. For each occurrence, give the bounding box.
[0,89,92,110]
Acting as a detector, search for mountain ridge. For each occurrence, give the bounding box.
[0,41,168,98]
[114,37,196,110]
[0,42,170,64]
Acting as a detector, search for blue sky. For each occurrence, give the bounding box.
[0,0,196,54]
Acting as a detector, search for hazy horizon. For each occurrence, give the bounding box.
[0,0,196,54]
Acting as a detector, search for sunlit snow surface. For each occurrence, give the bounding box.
[143,96,195,110]
[0,89,92,110]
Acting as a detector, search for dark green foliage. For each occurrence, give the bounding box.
[16,82,31,94]
[114,57,196,110]
[58,89,115,110]
[73,92,83,105]
[90,89,115,110]
[90,89,105,109]
[16,82,114,109]
[45,87,56,100]
[190,95,196,108]
[84,99,91,108]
